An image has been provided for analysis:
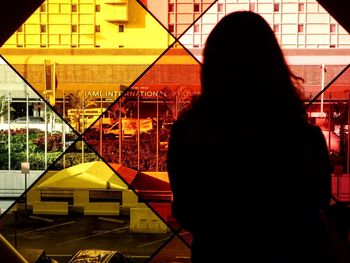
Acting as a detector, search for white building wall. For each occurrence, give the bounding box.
[178,0,350,50]
[0,170,43,214]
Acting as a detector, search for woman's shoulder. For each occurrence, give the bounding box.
[303,123,329,155]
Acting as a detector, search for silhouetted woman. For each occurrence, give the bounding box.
[167,11,333,262]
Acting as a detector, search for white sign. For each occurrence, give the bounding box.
[21,162,30,174]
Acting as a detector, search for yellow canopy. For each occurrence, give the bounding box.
[37,161,127,190]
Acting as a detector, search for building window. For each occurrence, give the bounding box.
[273,24,279,33]
[169,24,174,33]
[297,24,304,33]
[273,3,280,12]
[95,5,100,12]
[194,3,200,12]
[40,24,46,33]
[17,26,23,33]
[330,24,336,33]
[71,24,77,33]
[118,25,124,32]
[298,3,305,12]
[40,4,46,12]
[71,4,77,12]
[217,3,223,12]
[249,3,255,12]
[95,25,100,33]
[169,3,175,12]
[193,24,199,33]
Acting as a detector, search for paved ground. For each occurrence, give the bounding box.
[0,209,176,263]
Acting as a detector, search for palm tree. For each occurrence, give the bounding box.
[331,101,349,171]
[161,85,193,121]
[0,95,15,123]
[67,91,96,133]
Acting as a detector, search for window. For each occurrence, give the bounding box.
[169,24,174,33]
[194,3,200,12]
[169,3,175,12]
[330,24,336,33]
[217,3,223,12]
[40,4,46,12]
[273,3,280,12]
[95,5,100,12]
[95,25,100,33]
[273,24,279,33]
[72,4,77,12]
[298,3,305,12]
[71,24,77,33]
[249,3,255,12]
[17,26,23,33]
[194,24,199,33]
[298,24,304,33]
[118,25,124,32]
[40,24,46,33]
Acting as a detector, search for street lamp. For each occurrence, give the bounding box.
[21,162,30,212]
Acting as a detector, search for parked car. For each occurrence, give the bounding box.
[12,116,45,123]
[104,118,153,139]
[68,249,133,263]
[8,116,46,131]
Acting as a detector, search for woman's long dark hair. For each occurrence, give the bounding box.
[198,11,306,125]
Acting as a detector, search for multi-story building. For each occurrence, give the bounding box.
[1,0,350,168]
[0,0,174,132]
[173,0,350,100]
[2,0,350,117]
[1,2,350,261]
[169,0,350,49]
[3,0,171,49]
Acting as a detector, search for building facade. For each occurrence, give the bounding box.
[0,0,350,172]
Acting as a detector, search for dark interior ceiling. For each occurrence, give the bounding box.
[0,0,44,47]
[0,1,349,46]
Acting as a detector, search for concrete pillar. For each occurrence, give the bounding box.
[122,190,138,208]
[74,190,89,206]
[26,189,41,207]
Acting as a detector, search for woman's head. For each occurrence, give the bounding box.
[200,11,305,121]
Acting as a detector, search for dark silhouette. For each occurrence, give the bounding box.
[167,11,337,262]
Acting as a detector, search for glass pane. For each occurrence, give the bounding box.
[306,65,350,201]
[84,44,201,236]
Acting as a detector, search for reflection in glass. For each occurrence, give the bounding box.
[306,65,350,201]
[0,141,172,262]
[1,0,174,134]
[0,61,77,214]
[83,45,200,236]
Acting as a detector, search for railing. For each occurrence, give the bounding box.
[332,174,350,202]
